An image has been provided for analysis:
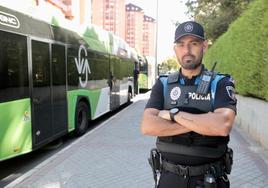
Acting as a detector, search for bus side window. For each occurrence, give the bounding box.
[0,31,29,103]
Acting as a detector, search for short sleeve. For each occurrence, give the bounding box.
[214,76,237,113]
[145,79,164,110]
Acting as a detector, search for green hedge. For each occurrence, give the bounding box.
[204,0,268,101]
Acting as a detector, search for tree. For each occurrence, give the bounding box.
[158,56,180,74]
[185,0,253,42]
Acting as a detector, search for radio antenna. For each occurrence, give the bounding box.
[211,61,217,71]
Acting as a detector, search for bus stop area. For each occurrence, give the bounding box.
[6,92,268,188]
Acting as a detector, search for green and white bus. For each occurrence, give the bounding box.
[138,56,156,92]
[0,6,135,161]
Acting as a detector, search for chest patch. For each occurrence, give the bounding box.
[170,86,181,100]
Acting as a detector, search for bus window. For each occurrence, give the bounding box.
[89,52,109,84]
[52,44,66,86]
[32,41,50,87]
[0,31,29,103]
[67,47,79,89]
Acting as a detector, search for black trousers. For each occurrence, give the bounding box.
[158,171,230,188]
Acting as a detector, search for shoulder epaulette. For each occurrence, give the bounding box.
[210,74,227,109]
[167,71,179,84]
[160,76,168,97]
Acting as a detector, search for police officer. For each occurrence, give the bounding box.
[141,21,237,188]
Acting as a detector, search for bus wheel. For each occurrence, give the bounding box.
[75,101,89,136]
[127,89,132,103]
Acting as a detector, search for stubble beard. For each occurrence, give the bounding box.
[179,54,203,70]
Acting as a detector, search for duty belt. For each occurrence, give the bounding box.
[162,159,223,177]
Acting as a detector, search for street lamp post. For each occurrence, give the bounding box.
[155,0,159,79]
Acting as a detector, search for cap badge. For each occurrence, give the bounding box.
[170,86,181,101]
[184,23,193,32]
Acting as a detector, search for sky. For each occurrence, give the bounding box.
[125,0,191,63]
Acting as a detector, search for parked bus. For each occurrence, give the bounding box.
[0,6,134,161]
[138,56,156,92]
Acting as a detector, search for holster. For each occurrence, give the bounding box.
[148,148,162,186]
[223,147,233,174]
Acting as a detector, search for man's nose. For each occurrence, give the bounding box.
[186,44,192,53]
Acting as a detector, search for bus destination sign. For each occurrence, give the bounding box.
[0,11,20,28]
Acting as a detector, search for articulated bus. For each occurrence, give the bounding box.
[0,6,135,161]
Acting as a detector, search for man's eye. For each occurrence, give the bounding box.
[191,42,199,45]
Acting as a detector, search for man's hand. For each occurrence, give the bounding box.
[158,110,171,121]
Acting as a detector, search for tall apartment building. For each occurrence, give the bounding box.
[91,1,156,57]
[143,15,156,57]
[125,3,144,54]
[91,0,125,39]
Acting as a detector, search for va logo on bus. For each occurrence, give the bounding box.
[0,11,20,28]
[75,45,91,88]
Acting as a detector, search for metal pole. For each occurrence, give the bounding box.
[155,0,159,79]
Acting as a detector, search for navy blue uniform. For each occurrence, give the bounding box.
[146,74,236,113]
[145,70,237,188]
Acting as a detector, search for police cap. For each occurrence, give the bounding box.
[174,21,205,42]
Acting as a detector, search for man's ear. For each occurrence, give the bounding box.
[173,44,177,52]
[203,40,208,52]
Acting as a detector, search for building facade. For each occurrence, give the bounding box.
[91,0,125,39]
[0,0,91,26]
[125,3,144,54]
[44,0,92,25]
[143,15,156,57]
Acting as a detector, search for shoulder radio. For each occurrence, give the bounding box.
[196,61,217,95]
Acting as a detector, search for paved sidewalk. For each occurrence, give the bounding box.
[6,92,268,188]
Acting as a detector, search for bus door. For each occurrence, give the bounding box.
[31,40,67,147]
[109,55,120,110]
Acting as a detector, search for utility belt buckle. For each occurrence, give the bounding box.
[175,164,189,178]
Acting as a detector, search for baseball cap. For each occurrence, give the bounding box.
[174,21,205,42]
